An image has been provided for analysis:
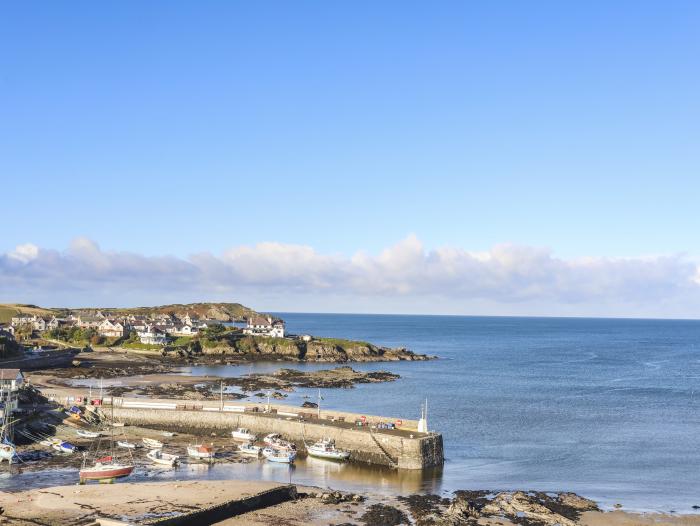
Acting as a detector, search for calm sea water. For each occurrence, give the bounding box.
[4,314,699,512]
[213,314,700,512]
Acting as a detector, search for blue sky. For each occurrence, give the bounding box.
[2,2,700,315]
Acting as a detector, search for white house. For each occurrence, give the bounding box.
[98,319,127,338]
[0,369,24,415]
[243,316,285,338]
[174,324,199,336]
[137,326,168,345]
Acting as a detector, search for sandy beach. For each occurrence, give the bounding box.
[1,480,699,525]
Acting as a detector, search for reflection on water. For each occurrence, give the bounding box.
[0,457,443,496]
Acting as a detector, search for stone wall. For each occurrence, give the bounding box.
[109,405,443,470]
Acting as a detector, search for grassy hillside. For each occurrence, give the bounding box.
[0,304,58,324]
[96,302,259,321]
[0,302,260,323]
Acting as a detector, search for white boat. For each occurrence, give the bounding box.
[306,438,350,461]
[187,444,215,459]
[162,431,176,437]
[40,439,58,447]
[263,433,296,451]
[76,430,101,438]
[142,438,164,448]
[262,447,295,464]
[112,422,126,428]
[117,440,138,449]
[147,449,179,466]
[238,442,262,457]
[231,428,256,441]
[0,443,15,463]
[53,441,77,454]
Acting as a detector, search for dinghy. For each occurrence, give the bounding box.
[238,442,262,457]
[147,449,179,466]
[142,438,163,448]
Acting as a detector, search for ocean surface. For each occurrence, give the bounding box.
[5,314,700,512]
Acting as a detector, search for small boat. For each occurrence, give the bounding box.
[147,449,179,466]
[231,428,256,441]
[76,430,101,438]
[117,440,138,449]
[142,438,163,448]
[262,447,295,464]
[238,442,262,457]
[162,431,176,437]
[0,442,16,463]
[53,441,77,454]
[39,439,56,447]
[112,422,126,428]
[187,444,215,459]
[79,456,134,482]
[306,438,350,461]
[263,433,296,451]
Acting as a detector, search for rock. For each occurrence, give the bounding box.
[446,495,481,520]
[481,492,577,526]
[557,492,599,512]
[302,401,318,408]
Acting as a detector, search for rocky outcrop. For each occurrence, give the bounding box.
[202,336,432,363]
[398,490,599,526]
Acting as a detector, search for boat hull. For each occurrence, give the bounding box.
[79,465,134,481]
[307,449,350,461]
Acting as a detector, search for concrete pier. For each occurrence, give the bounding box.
[97,397,444,470]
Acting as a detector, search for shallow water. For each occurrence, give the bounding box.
[6,314,700,512]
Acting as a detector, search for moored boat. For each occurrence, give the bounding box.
[187,444,215,459]
[263,433,296,451]
[238,442,262,457]
[0,442,15,463]
[147,449,179,466]
[53,441,77,454]
[231,428,256,441]
[79,456,134,482]
[117,440,138,449]
[142,438,164,448]
[262,447,295,464]
[306,438,350,461]
[76,430,101,439]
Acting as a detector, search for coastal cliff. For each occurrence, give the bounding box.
[200,335,431,362]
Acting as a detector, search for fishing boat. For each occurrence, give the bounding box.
[78,399,134,483]
[53,441,77,454]
[0,441,15,463]
[187,444,215,459]
[79,455,134,482]
[263,433,296,451]
[262,447,295,464]
[142,438,164,448]
[147,449,179,466]
[306,438,350,461]
[238,442,262,457]
[116,440,138,449]
[76,430,101,439]
[231,428,256,441]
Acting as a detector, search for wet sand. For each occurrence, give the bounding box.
[2,480,699,525]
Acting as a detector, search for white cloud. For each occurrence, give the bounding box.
[1,236,699,317]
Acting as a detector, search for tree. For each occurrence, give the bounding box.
[204,324,226,339]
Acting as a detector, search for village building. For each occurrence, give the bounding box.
[243,315,285,338]
[98,319,127,338]
[76,315,103,329]
[0,369,24,414]
[137,325,168,345]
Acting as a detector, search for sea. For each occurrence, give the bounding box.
[4,314,700,512]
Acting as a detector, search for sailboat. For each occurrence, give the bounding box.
[79,403,134,483]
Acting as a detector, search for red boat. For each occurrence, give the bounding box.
[79,456,134,482]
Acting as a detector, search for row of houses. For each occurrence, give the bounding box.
[10,312,212,343]
[9,311,287,345]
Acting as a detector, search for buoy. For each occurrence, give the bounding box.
[395,419,403,427]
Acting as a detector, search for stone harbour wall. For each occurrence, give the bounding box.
[109,405,443,470]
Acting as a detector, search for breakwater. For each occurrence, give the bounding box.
[95,397,443,470]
